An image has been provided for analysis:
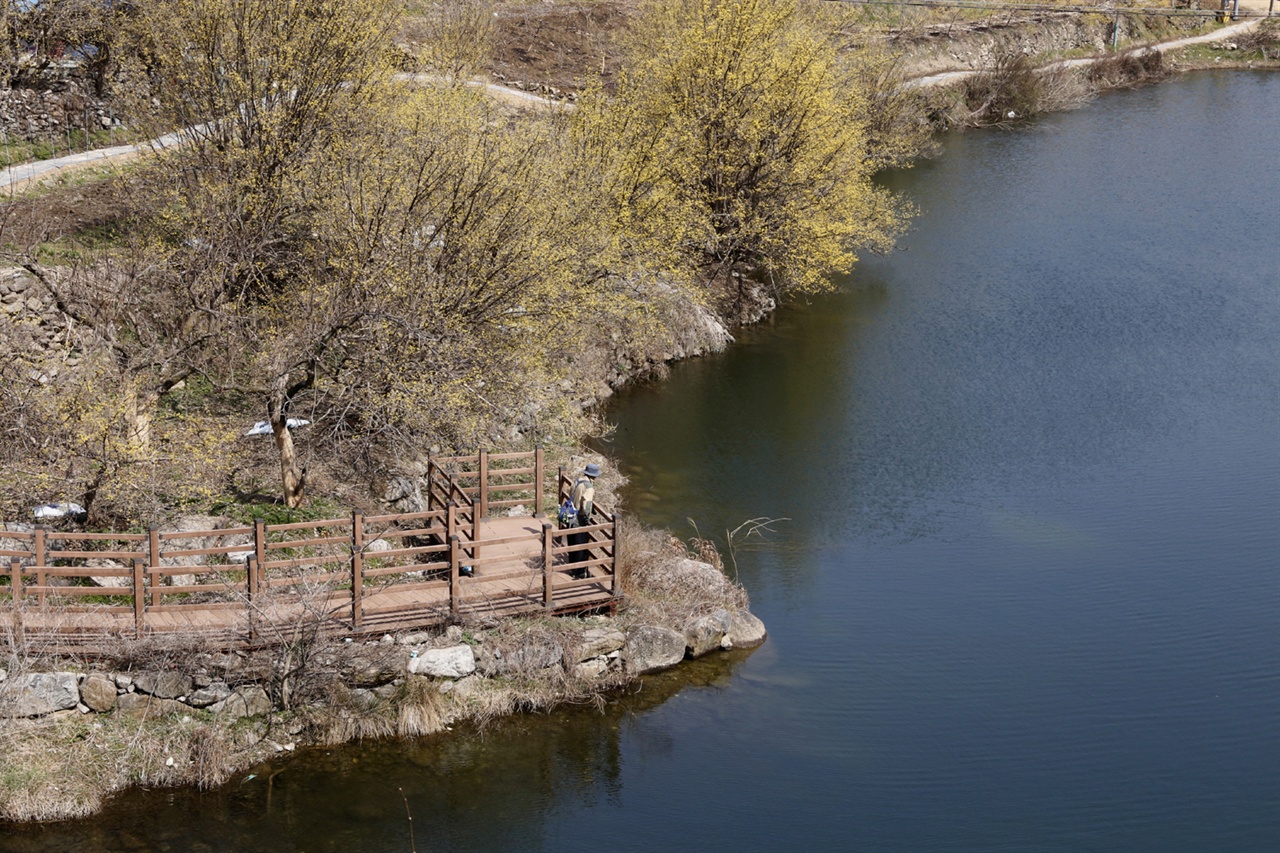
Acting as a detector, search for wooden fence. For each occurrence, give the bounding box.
[0,450,619,648]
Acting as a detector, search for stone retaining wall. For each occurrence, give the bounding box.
[0,268,75,383]
[0,606,767,723]
[0,81,119,145]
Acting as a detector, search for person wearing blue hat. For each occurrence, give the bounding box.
[566,463,600,576]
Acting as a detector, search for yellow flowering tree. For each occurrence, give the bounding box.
[584,0,909,308]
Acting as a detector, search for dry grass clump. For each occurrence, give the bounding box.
[615,521,748,629]
[0,711,259,822]
[397,675,446,737]
[313,694,398,746]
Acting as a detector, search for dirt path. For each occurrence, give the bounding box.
[2,14,1269,193]
[906,16,1267,88]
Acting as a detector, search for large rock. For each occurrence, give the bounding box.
[0,522,35,567]
[578,627,626,661]
[117,693,189,720]
[574,659,608,680]
[79,673,118,712]
[724,609,768,649]
[478,640,563,676]
[0,672,80,717]
[187,682,232,708]
[684,609,732,658]
[133,671,193,700]
[208,686,272,719]
[407,645,475,679]
[84,558,132,589]
[339,644,408,687]
[677,558,737,597]
[623,626,686,675]
[381,475,425,514]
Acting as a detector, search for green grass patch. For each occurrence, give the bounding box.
[221,496,349,527]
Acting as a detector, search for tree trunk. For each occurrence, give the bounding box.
[274,424,305,509]
[125,382,154,455]
[268,384,307,509]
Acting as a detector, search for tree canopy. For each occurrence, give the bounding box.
[579,0,909,304]
[0,0,916,522]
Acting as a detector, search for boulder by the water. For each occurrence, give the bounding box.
[725,609,768,649]
[623,625,686,675]
[684,609,733,658]
[408,645,476,679]
[208,686,272,719]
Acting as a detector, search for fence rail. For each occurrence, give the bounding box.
[0,449,619,648]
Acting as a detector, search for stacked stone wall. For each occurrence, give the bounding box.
[0,76,120,145]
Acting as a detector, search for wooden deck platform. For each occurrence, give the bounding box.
[1,450,621,652]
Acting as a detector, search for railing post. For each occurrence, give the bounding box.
[9,557,21,603]
[448,535,460,618]
[611,511,621,597]
[542,522,554,609]
[254,518,266,587]
[149,526,162,607]
[246,555,258,643]
[33,526,45,607]
[351,511,364,631]
[447,501,457,542]
[534,446,545,517]
[132,558,145,638]
[478,449,489,519]
[426,455,434,513]
[8,558,22,647]
[557,467,567,505]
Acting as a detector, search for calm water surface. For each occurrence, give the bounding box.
[5,71,1278,852]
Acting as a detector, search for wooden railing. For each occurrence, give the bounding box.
[427,448,549,518]
[0,449,618,646]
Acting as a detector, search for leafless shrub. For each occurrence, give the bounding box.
[958,51,1091,126]
[1087,49,1169,90]
[1234,19,1279,57]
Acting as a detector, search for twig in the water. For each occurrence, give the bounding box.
[725,517,789,573]
[400,787,417,853]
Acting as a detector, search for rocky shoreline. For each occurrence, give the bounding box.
[0,541,766,823]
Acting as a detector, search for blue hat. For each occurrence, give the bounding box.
[584,463,601,478]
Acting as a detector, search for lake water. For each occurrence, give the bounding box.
[4,71,1277,852]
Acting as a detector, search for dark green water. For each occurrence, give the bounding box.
[4,71,1278,852]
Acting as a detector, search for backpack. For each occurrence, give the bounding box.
[557,498,578,527]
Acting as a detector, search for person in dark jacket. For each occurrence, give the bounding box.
[566,463,599,577]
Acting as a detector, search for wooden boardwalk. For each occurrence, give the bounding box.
[1,451,620,651]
